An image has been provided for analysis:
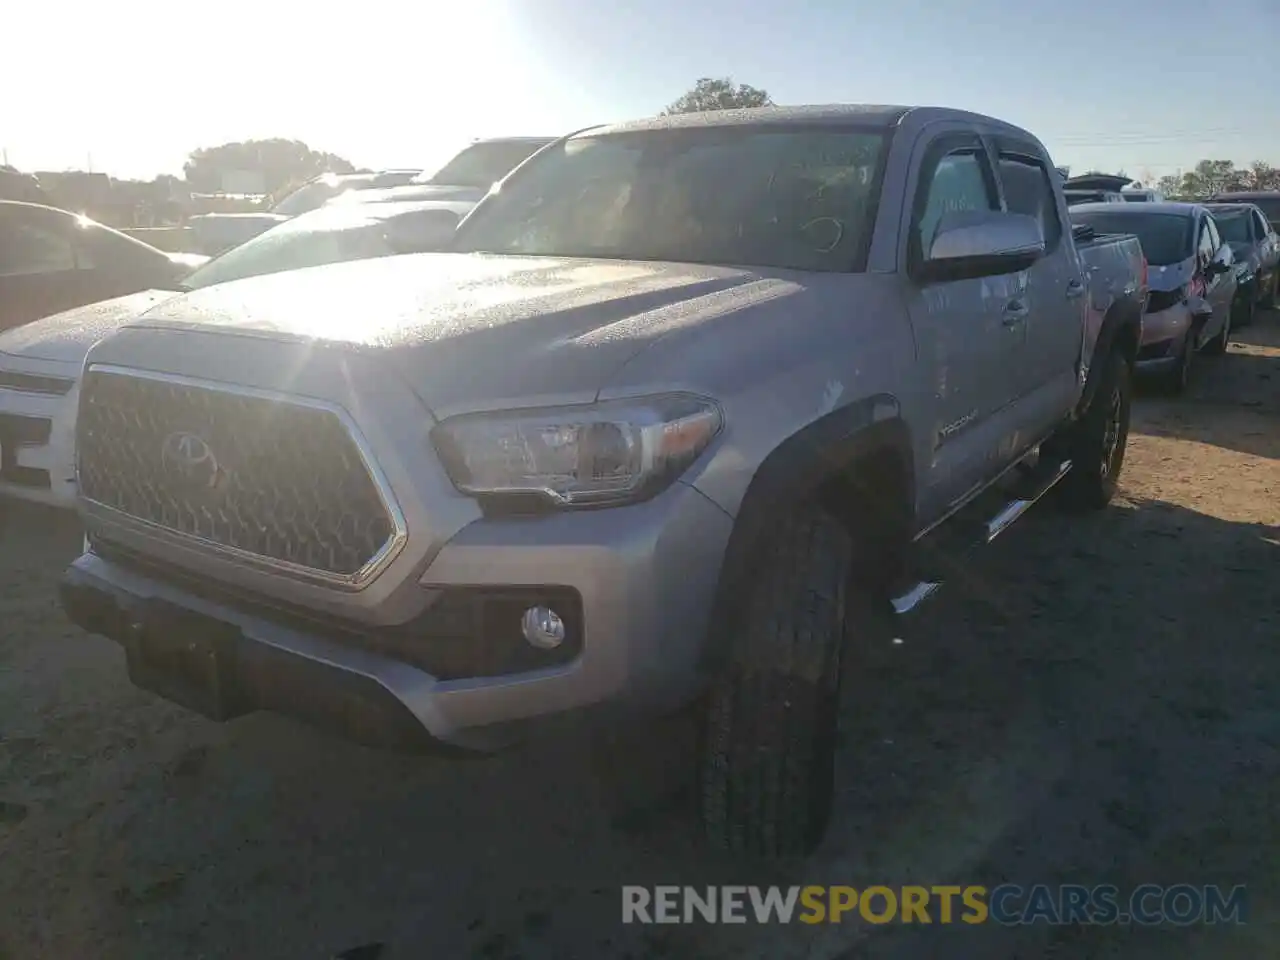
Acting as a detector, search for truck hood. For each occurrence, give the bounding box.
[0,289,178,364]
[130,252,802,416]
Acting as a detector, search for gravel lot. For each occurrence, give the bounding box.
[1,314,1277,960]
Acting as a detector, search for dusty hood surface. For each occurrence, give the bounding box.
[131,252,803,413]
[0,290,177,364]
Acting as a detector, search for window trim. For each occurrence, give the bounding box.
[992,146,1063,254]
[906,131,999,278]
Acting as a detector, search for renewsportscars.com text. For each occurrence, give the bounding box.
[621,884,1247,926]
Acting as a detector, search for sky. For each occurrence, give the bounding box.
[4,0,1280,185]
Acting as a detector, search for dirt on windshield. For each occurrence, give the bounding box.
[0,313,1277,960]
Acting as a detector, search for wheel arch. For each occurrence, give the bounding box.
[1079,297,1141,416]
[698,396,914,672]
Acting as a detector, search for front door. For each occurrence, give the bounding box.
[903,134,1026,528]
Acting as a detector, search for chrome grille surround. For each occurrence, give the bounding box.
[76,364,408,590]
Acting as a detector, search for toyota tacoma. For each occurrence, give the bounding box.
[61,105,1146,858]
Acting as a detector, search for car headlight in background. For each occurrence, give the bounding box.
[432,393,723,507]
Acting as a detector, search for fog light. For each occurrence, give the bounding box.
[521,605,566,650]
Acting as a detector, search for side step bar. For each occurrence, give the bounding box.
[888,459,1073,616]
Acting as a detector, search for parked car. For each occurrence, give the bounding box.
[60,104,1145,859]
[187,169,423,255]
[0,201,206,334]
[1208,190,1280,233]
[1122,188,1165,202]
[1070,202,1237,392]
[1203,201,1279,319]
[334,138,560,207]
[1064,172,1132,206]
[411,136,556,191]
[0,198,468,507]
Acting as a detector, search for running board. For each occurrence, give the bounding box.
[985,458,1072,543]
[888,459,1073,616]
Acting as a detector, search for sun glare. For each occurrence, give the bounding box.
[2,0,534,177]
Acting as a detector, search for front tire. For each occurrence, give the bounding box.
[1057,350,1131,510]
[700,505,855,859]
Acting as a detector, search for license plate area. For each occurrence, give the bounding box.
[124,600,251,721]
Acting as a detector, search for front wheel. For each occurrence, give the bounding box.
[1057,350,1131,510]
[700,505,856,859]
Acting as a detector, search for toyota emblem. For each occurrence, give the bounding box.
[160,431,226,492]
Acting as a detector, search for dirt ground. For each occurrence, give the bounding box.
[1,314,1277,960]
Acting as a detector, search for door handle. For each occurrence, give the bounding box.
[1066,279,1086,300]
[1002,299,1029,326]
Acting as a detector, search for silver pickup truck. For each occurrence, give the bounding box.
[61,105,1146,859]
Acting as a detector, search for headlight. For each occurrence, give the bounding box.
[431,393,723,507]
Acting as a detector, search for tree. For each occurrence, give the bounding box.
[182,139,355,195]
[663,77,773,115]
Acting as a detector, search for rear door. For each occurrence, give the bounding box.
[902,131,1026,526]
[991,139,1085,431]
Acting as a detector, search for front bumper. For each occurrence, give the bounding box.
[61,481,734,752]
[1134,303,1192,374]
[0,358,80,508]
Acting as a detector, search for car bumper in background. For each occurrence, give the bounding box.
[0,357,80,508]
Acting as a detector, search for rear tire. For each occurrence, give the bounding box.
[700,505,855,859]
[1057,350,1131,511]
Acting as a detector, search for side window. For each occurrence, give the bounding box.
[997,153,1061,249]
[1206,216,1221,254]
[1196,220,1216,267]
[0,219,76,277]
[914,148,996,257]
[1253,210,1269,239]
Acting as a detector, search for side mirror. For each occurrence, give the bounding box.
[918,210,1045,283]
[1206,244,1233,277]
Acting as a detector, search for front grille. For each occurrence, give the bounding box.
[77,368,401,583]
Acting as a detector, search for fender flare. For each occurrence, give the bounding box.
[1079,299,1142,415]
[698,395,912,671]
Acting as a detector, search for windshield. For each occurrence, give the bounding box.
[1211,211,1251,244]
[180,204,458,290]
[424,141,550,189]
[1069,210,1193,265]
[454,128,889,272]
[1246,198,1280,224]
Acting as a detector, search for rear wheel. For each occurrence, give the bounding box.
[700,505,857,859]
[1057,350,1131,510]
